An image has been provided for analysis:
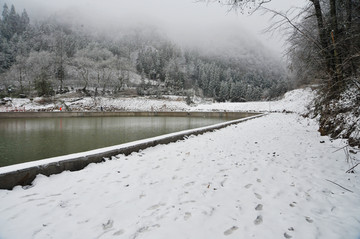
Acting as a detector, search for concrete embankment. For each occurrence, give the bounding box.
[0,112,264,190]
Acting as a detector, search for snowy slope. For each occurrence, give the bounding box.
[192,88,315,114]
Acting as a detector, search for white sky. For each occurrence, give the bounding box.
[2,0,307,58]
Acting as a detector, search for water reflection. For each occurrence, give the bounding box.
[0,116,227,167]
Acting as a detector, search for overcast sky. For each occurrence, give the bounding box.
[2,0,306,58]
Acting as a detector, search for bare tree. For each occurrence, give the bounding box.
[26,51,55,96]
[203,0,271,13]
[53,29,67,93]
[203,0,359,95]
[71,44,117,95]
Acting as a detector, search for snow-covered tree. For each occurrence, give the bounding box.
[26,51,55,96]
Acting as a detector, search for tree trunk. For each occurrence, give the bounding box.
[19,67,24,93]
[345,0,356,76]
[330,0,339,38]
[310,0,343,97]
[309,0,331,71]
[329,0,343,93]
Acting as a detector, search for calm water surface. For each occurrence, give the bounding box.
[0,116,228,167]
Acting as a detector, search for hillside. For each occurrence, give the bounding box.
[0,3,289,103]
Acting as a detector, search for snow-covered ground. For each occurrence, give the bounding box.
[192,88,314,114]
[0,88,314,114]
[0,88,359,239]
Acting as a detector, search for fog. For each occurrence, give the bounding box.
[2,0,306,58]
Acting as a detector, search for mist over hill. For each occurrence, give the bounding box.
[0,2,290,102]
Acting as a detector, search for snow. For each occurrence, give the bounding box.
[1,88,360,239]
[192,88,315,114]
[0,88,314,113]
[329,87,360,145]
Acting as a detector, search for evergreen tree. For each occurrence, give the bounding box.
[0,37,15,72]
[19,9,29,33]
[208,64,221,97]
[218,81,229,102]
[1,4,9,21]
[1,4,10,40]
[8,5,20,37]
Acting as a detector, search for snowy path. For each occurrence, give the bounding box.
[0,113,359,239]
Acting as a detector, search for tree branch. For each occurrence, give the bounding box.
[346,163,360,174]
[325,179,354,193]
[262,7,324,52]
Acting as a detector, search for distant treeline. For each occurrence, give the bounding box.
[0,3,289,101]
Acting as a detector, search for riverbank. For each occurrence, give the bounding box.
[0,88,359,239]
[0,88,313,114]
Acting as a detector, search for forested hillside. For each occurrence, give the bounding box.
[0,3,288,102]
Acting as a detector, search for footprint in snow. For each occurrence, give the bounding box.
[244,184,253,189]
[59,201,68,208]
[254,193,262,200]
[102,219,113,230]
[255,204,263,211]
[113,229,124,236]
[147,203,166,210]
[224,226,239,236]
[254,215,263,225]
[184,212,192,221]
[305,216,314,223]
[220,178,228,187]
[184,182,195,187]
[284,232,292,238]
